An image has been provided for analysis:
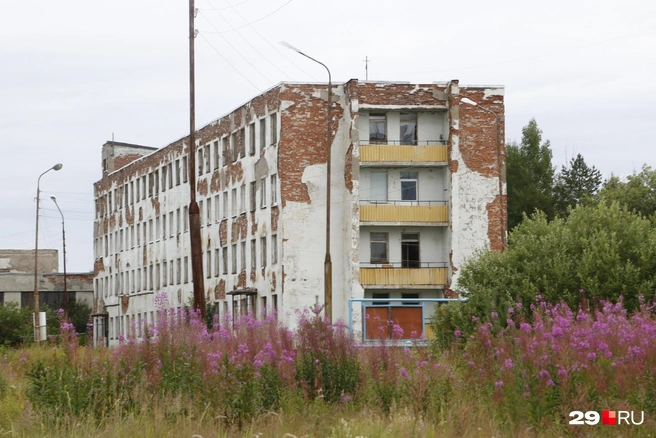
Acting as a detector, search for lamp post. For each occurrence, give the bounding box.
[280,41,333,321]
[51,196,68,318]
[460,97,506,249]
[34,163,63,342]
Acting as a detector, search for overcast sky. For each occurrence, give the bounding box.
[1,0,655,272]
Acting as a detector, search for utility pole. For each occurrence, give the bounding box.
[51,196,68,318]
[188,0,206,319]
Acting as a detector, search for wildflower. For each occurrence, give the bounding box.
[472,316,478,322]
[57,308,64,317]
[495,380,504,388]
[539,369,550,379]
[454,330,461,338]
[523,391,530,398]
[491,311,499,320]
[508,307,514,315]
[340,393,351,404]
[587,352,597,361]
[547,379,555,386]
[400,367,410,380]
[504,358,514,369]
[520,323,531,332]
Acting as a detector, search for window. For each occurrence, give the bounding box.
[223,191,228,219]
[137,224,141,245]
[163,261,168,287]
[240,241,246,272]
[400,172,418,201]
[400,113,417,145]
[370,233,388,264]
[162,215,167,239]
[370,171,388,202]
[213,141,220,170]
[177,258,182,284]
[402,292,420,305]
[369,113,386,143]
[182,156,188,183]
[156,264,161,290]
[155,217,160,241]
[231,188,237,217]
[161,166,167,192]
[206,251,212,278]
[372,292,390,306]
[215,195,220,223]
[240,184,246,213]
[270,174,277,205]
[250,181,257,212]
[169,212,174,238]
[270,113,277,144]
[239,128,245,159]
[183,206,189,232]
[149,219,153,242]
[272,234,278,265]
[204,144,211,173]
[222,137,229,166]
[232,244,237,274]
[168,163,173,189]
[214,249,220,277]
[199,200,204,226]
[170,259,174,285]
[142,175,147,199]
[154,170,159,194]
[259,118,266,151]
[222,246,228,275]
[261,236,267,268]
[249,123,255,155]
[176,208,181,235]
[207,198,212,225]
[175,159,181,185]
[184,256,189,283]
[401,233,420,268]
[251,239,257,271]
[232,132,238,163]
[260,178,266,208]
[198,148,204,176]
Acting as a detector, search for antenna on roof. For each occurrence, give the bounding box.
[363,56,369,80]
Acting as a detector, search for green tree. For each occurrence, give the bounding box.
[599,165,656,218]
[431,202,656,347]
[553,153,602,217]
[0,303,33,347]
[507,119,555,230]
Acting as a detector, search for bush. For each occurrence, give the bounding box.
[0,303,33,347]
[431,202,656,345]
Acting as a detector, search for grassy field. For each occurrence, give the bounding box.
[1,296,655,437]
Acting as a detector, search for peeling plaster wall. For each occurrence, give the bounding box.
[448,82,506,292]
[0,249,58,273]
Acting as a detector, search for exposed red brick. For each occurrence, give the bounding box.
[486,195,507,252]
[238,214,248,240]
[151,197,160,216]
[94,259,105,276]
[449,251,458,275]
[237,271,246,288]
[109,214,116,231]
[250,269,256,283]
[210,172,221,193]
[444,289,459,298]
[198,178,208,196]
[344,144,354,193]
[250,212,258,235]
[121,295,129,313]
[219,220,227,246]
[103,217,109,234]
[113,153,146,171]
[271,206,279,232]
[448,160,458,173]
[125,206,134,226]
[215,280,226,300]
[355,82,447,107]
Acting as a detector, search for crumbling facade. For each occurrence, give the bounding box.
[0,249,93,308]
[92,80,505,346]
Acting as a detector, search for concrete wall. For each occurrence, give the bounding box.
[360,168,449,202]
[0,249,58,273]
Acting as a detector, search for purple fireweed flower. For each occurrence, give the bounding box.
[547,379,555,386]
[508,307,514,315]
[491,311,499,320]
[454,330,461,338]
[520,323,531,332]
[539,369,550,379]
[57,308,64,317]
[400,367,410,380]
[472,316,478,322]
[587,352,597,361]
[504,358,514,369]
[495,380,504,388]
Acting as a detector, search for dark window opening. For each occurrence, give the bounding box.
[369,113,387,143]
[400,112,417,145]
[402,293,420,305]
[370,232,389,264]
[401,233,420,268]
[372,292,389,306]
[400,172,418,201]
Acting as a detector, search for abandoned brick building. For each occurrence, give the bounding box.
[92,79,506,346]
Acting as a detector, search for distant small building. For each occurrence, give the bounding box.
[0,249,93,309]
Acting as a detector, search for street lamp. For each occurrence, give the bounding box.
[34,163,63,342]
[460,97,506,249]
[51,196,68,319]
[280,41,334,321]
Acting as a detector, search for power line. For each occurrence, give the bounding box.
[198,11,276,85]
[200,0,294,34]
[212,0,319,80]
[198,0,252,12]
[201,2,293,80]
[197,31,265,91]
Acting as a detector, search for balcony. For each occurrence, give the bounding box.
[360,140,447,166]
[360,200,448,224]
[359,262,448,287]
[348,298,465,343]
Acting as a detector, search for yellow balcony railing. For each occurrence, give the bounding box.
[359,264,448,286]
[360,201,448,223]
[360,143,447,163]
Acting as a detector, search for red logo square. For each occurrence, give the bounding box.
[602,410,616,425]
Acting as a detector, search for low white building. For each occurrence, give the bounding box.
[92,80,506,346]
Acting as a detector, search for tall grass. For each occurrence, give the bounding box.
[2,293,655,436]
